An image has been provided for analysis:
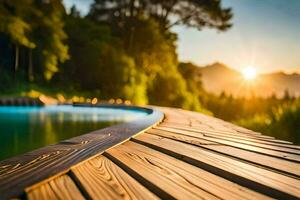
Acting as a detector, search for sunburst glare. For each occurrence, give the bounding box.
[242,67,257,80]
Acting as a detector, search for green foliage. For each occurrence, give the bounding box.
[0,0,68,81]
[178,62,205,98]
[89,0,233,31]
[0,0,35,48]
[57,15,148,104]
[1,0,299,145]
[148,69,187,107]
[148,67,210,113]
[202,91,300,144]
[204,92,283,121]
[30,0,69,80]
[120,17,178,79]
[1,0,232,108]
[236,100,300,144]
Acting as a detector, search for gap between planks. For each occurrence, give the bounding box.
[132,133,300,199]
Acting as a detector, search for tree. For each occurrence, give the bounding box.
[89,0,232,31]
[0,0,36,73]
[178,62,204,95]
[148,67,209,112]
[283,89,292,101]
[118,17,178,79]
[56,14,147,104]
[29,0,69,81]
[0,0,69,81]
[88,0,232,109]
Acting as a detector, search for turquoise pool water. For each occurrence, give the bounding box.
[0,105,148,161]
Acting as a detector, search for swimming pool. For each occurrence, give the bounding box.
[0,105,148,161]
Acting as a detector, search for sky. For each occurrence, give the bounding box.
[64,0,300,74]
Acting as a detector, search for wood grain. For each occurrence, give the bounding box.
[159,107,294,144]
[162,121,278,140]
[133,133,300,199]
[155,126,300,162]
[2,105,300,200]
[106,141,271,200]
[161,122,299,148]
[146,128,300,178]
[71,155,158,200]
[26,175,84,200]
[0,105,163,199]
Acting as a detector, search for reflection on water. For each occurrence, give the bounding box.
[0,105,148,161]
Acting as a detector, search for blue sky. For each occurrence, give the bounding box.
[64,0,300,73]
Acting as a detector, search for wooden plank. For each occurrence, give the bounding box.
[159,108,237,128]
[159,124,300,151]
[161,120,268,140]
[161,122,275,140]
[160,124,300,149]
[146,128,300,178]
[160,108,291,145]
[202,133,300,153]
[133,133,300,199]
[160,108,294,145]
[0,106,163,199]
[155,126,300,162]
[105,141,271,200]
[26,175,84,200]
[71,155,158,200]
[163,121,272,139]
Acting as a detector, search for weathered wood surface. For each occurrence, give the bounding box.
[1,106,300,200]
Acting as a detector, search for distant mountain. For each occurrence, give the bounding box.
[198,62,300,97]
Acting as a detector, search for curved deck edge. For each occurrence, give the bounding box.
[0,104,164,200]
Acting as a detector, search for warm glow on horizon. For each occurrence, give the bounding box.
[242,67,257,80]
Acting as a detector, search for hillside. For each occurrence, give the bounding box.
[198,63,300,97]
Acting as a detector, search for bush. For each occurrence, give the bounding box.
[236,100,300,144]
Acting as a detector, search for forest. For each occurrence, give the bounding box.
[0,0,299,144]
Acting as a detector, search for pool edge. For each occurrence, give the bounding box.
[0,104,164,200]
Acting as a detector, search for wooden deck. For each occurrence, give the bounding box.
[1,106,300,199]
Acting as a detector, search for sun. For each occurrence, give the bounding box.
[242,66,257,80]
